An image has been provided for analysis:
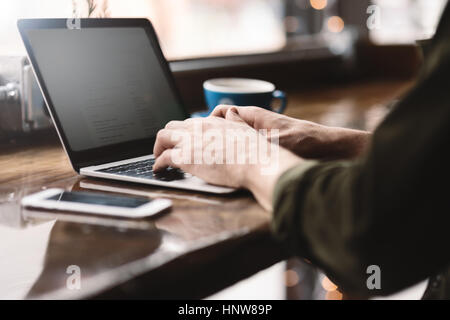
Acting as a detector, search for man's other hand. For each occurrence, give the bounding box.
[211,105,371,160]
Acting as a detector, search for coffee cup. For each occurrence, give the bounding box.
[202,78,287,115]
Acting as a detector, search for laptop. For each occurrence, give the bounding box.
[18,18,235,194]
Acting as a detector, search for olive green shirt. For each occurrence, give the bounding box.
[272,4,450,299]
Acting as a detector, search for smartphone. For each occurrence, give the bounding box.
[21,188,172,219]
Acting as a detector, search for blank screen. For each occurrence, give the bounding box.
[47,191,151,208]
[27,27,185,151]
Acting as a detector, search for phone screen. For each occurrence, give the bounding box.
[46,191,151,208]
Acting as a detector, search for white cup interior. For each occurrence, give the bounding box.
[203,78,275,93]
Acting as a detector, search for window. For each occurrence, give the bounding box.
[1,0,348,61]
[0,0,447,60]
[369,0,447,44]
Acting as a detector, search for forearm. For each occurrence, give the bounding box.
[290,124,371,160]
[270,65,450,296]
[256,3,450,297]
[271,157,450,297]
[271,160,372,294]
[323,127,371,159]
[240,126,371,209]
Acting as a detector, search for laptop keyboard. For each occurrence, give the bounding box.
[97,159,186,182]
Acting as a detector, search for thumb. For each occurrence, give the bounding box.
[225,107,246,123]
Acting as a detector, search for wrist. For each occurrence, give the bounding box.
[243,149,303,211]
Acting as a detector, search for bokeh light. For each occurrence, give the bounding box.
[321,276,338,291]
[310,0,328,10]
[326,290,343,300]
[285,269,300,287]
[327,16,345,33]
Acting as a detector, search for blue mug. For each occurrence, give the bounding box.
[201,78,287,116]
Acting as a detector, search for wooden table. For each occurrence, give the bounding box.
[0,79,413,299]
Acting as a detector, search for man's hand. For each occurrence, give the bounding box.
[153,108,302,210]
[211,105,371,160]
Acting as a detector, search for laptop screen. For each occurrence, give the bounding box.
[26,27,185,152]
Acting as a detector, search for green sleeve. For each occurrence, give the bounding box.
[271,3,450,297]
[272,160,371,294]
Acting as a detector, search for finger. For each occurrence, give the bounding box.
[153,129,178,157]
[225,107,248,124]
[153,149,177,172]
[233,107,273,128]
[165,120,185,129]
[210,105,234,118]
[212,105,266,128]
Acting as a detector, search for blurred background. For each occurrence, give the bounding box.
[0,0,447,59]
[1,0,447,121]
[0,0,447,300]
